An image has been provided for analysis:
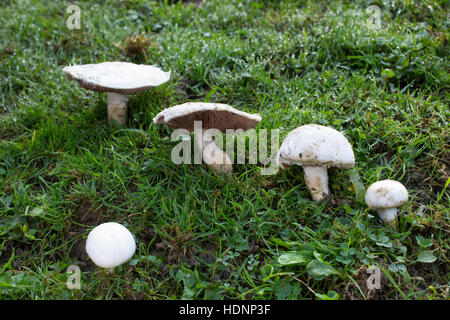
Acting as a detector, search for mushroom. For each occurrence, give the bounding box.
[365,179,408,227]
[85,222,136,269]
[153,102,261,173]
[63,62,170,126]
[276,124,355,201]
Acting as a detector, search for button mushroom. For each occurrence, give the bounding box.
[365,179,409,227]
[85,222,136,269]
[276,124,355,201]
[63,62,171,126]
[153,102,261,173]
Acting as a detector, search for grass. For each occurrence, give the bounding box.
[0,0,449,300]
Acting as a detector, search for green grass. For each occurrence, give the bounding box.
[0,0,449,300]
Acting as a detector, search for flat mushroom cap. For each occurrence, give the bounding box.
[85,222,136,269]
[277,124,355,168]
[365,179,408,209]
[63,62,171,94]
[153,102,262,132]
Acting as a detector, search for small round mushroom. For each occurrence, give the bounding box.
[276,124,355,201]
[365,179,408,226]
[85,222,136,269]
[153,102,261,173]
[63,62,170,126]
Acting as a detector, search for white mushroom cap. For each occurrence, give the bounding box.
[365,180,409,209]
[85,222,136,269]
[153,102,261,132]
[63,62,171,94]
[153,102,261,174]
[277,124,355,168]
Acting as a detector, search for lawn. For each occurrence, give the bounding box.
[0,0,448,300]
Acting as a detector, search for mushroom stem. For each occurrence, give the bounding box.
[107,92,129,126]
[302,166,329,201]
[376,208,398,228]
[195,130,233,174]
